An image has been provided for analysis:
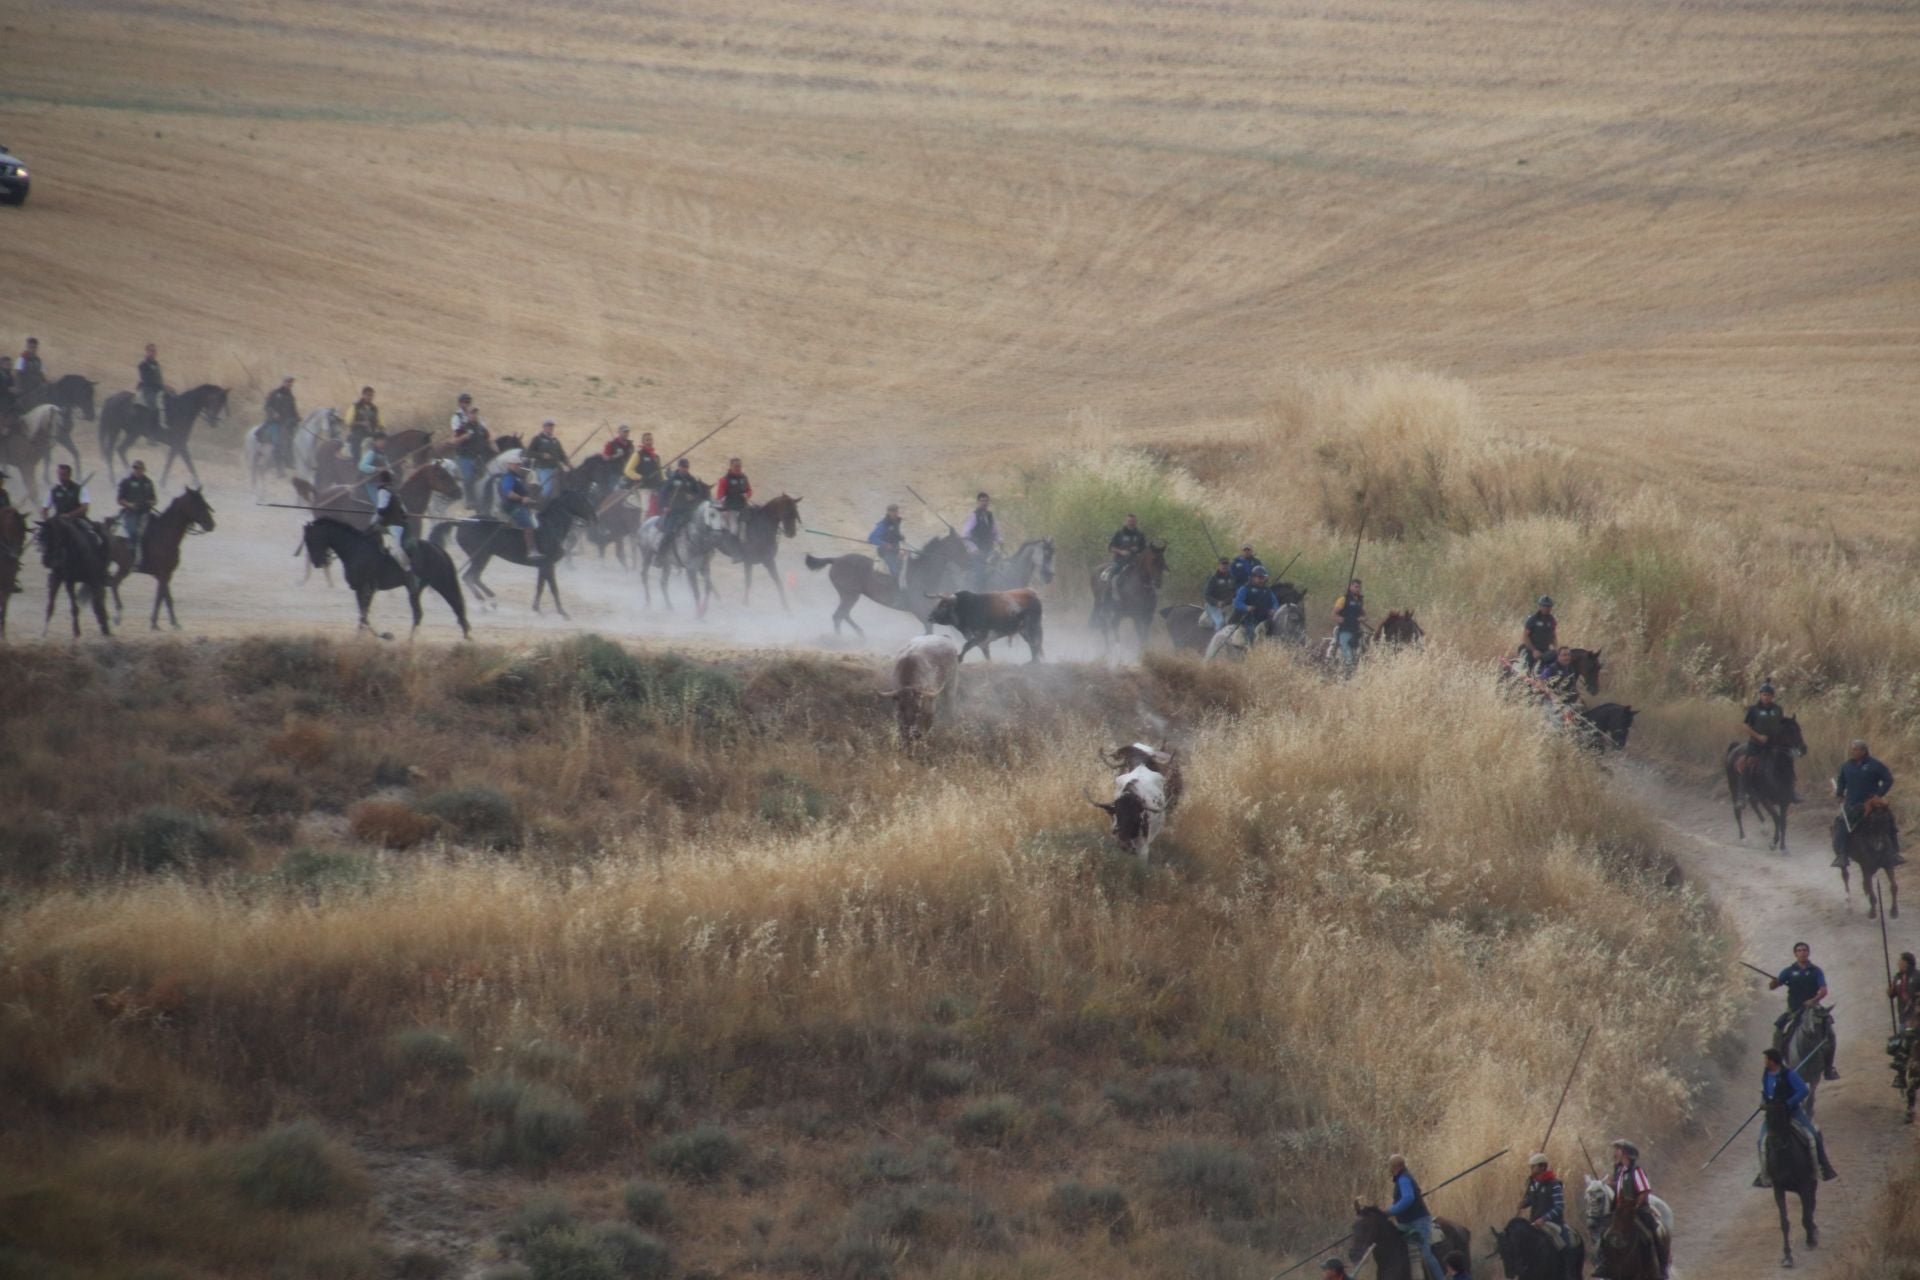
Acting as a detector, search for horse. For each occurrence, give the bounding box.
[1377,609,1425,647]
[1576,702,1638,753]
[979,537,1055,592]
[19,374,95,476]
[0,506,25,637]
[1090,542,1168,650]
[383,428,437,474]
[637,503,731,613]
[1487,1216,1583,1280]
[36,515,113,638]
[429,486,596,618]
[1583,1178,1669,1280]
[0,405,63,500]
[1159,603,1213,654]
[1837,799,1901,919]
[293,460,462,522]
[803,531,971,637]
[1725,715,1808,852]
[730,493,803,608]
[105,487,215,630]
[1347,1202,1469,1280]
[292,408,344,480]
[301,517,469,639]
[1775,1002,1836,1101]
[97,385,228,484]
[1760,1095,1820,1267]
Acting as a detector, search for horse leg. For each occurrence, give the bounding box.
[42,574,59,635]
[177,440,202,486]
[1730,771,1747,839]
[1777,1188,1793,1267]
[1866,869,1880,920]
[407,586,424,638]
[1839,859,1852,907]
[1803,1186,1817,1248]
[770,558,789,612]
[742,560,753,603]
[547,567,568,620]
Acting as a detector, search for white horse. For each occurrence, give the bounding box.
[637,507,723,612]
[293,407,344,480]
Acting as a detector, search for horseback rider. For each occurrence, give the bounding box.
[658,457,706,540]
[1385,1155,1445,1280]
[117,459,157,571]
[1516,1153,1576,1255]
[1831,737,1899,871]
[263,375,299,467]
[959,492,1002,587]
[1230,544,1260,588]
[368,469,417,588]
[1332,578,1368,672]
[497,458,545,562]
[1604,1140,1668,1280]
[1755,1046,1838,1184]
[1228,565,1283,646]
[602,424,635,470]
[1203,557,1236,630]
[44,464,104,556]
[1533,645,1582,708]
[448,392,475,436]
[526,420,568,498]
[1520,596,1557,672]
[714,456,752,537]
[358,429,390,505]
[1893,952,1920,1031]
[623,429,663,499]
[14,336,43,396]
[349,386,382,447]
[450,399,491,492]
[1105,513,1147,576]
[868,503,906,580]
[1769,942,1838,1080]
[136,343,169,425]
[1739,682,1804,803]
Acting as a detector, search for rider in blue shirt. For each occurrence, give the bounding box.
[497,460,545,562]
[1770,942,1837,1080]
[1229,566,1282,642]
[1386,1156,1445,1280]
[1831,738,1899,869]
[1756,1047,1837,1183]
[1229,545,1261,588]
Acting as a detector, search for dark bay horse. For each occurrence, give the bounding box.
[1090,541,1167,650]
[1838,800,1901,919]
[98,385,228,484]
[1577,702,1638,753]
[1377,609,1425,647]
[293,460,462,523]
[1760,1095,1819,1267]
[106,487,215,630]
[1348,1202,1469,1280]
[1158,603,1213,654]
[731,493,802,608]
[1592,1182,1664,1280]
[429,486,595,618]
[37,515,113,637]
[302,517,469,639]
[0,506,25,636]
[1726,715,1807,852]
[803,531,972,637]
[1488,1216,1582,1280]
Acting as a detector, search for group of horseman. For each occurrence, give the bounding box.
[859,490,1011,588]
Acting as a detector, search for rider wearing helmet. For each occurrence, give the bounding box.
[1521,596,1557,672]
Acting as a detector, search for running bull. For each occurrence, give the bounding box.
[925,588,1044,663]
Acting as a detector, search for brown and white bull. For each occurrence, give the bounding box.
[878,634,961,741]
[925,588,1044,663]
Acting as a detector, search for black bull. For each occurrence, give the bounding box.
[926,588,1044,663]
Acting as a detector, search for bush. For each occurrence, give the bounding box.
[278,848,376,895]
[470,1073,529,1120]
[1047,1180,1133,1238]
[953,1096,1021,1146]
[1105,1068,1200,1119]
[93,807,245,873]
[622,1181,671,1229]
[757,770,830,829]
[914,1059,976,1099]
[348,800,440,850]
[467,636,742,732]
[225,1121,367,1211]
[501,1194,576,1246]
[523,1228,617,1280]
[852,1139,956,1187]
[227,766,311,817]
[589,1222,671,1279]
[386,1028,470,1080]
[1153,1141,1262,1219]
[837,1184,1008,1265]
[472,1079,585,1168]
[649,1124,744,1183]
[265,719,337,767]
[416,785,522,850]
[482,1268,535,1280]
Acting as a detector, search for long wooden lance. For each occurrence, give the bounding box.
[1738,960,1779,983]
[1197,520,1223,561]
[1272,549,1304,582]
[1577,1137,1599,1178]
[1539,1026,1596,1156]
[1880,905,1899,1035]
[1342,508,1368,590]
[257,502,479,523]
[904,484,958,535]
[805,527,922,554]
[1269,1150,1509,1279]
[1698,1029,1835,1171]
[660,413,740,465]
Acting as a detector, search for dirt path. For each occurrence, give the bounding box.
[1627,768,1915,1278]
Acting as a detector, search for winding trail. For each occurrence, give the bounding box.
[1627,768,1914,1278]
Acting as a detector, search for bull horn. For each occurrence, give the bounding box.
[1081,785,1116,814]
[876,689,900,700]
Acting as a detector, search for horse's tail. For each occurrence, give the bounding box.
[804,554,835,571]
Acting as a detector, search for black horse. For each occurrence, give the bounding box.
[301,517,469,639]
[1760,1095,1819,1267]
[98,385,228,485]
[1726,715,1808,852]
[19,373,96,477]
[803,531,971,637]
[1576,702,1638,753]
[429,486,596,618]
[729,493,802,608]
[1837,802,1901,919]
[1488,1216,1583,1280]
[37,515,113,637]
[1090,541,1168,651]
[0,505,26,637]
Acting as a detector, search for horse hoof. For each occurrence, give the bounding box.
[1781,1256,1793,1268]
[378,631,395,642]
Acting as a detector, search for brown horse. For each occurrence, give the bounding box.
[732,493,802,608]
[1838,798,1901,919]
[293,462,462,527]
[1347,1202,1469,1280]
[804,531,971,637]
[1377,609,1425,646]
[1593,1182,1665,1280]
[382,428,437,473]
[0,505,25,636]
[106,488,216,630]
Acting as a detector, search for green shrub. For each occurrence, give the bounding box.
[225,1121,366,1211]
[417,785,522,850]
[523,1228,617,1280]
[1153,1141,1262,1219]
[589,1223,670,1279]
[278,848,376,895]
[227,766,311,817]
[470,1073,529,1121]
[622,1181,671,1229]
[386,1028,470,1079]
[757,770,830,828]
[837,1184,1008,1264]
[223,636,336,695]
[1047,1180,1133,1237]
[467,636,742,732]
[649,1124,744,1182]
[953,1096,1021,1146]
[852,1139,956,1187]
[94,806,245,873]
[1106,1068,1200,1119]
[500,1194,575,1246]
[1008,452,1225,603]
[914,1059,976,1099]
[512,1085,586,1165]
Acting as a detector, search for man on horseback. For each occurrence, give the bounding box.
[714,456,752,537]
[358,429,390,505]
[263,375,299,469]
[498,458,544,562]
[868,504,906,581]
[1602,1140,1668,1280]
[1894,952,1920,1030]
[1106,514,1146,570]
[451,400,490,494]
[136,343,168,426]
[1533,646,1583,709]
[1831,738,1899,870]
[658,458,706,540]
[1741,683,1803,802]
[117,459,157,572]
[623,429,663,497]
[1385,1155,1446,1280]
[1227,565,1283,648]
[526,420,568,499]
[44,463,105,555]
[1333,578,1368,672]
[350,386,382,446]
[1230,544,1260,587]
[1770,942,1839,1080]
[368,469,417,589]
[1520,596,1557,673]
[959,492,1001,588]
[1517,1153,1578,1259]
[602,424,635,469]
[1755,1047,1837,1184]
[14,337,43,396]
[1203,556,1236,630]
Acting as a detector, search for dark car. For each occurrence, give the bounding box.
[0,143,30,205]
